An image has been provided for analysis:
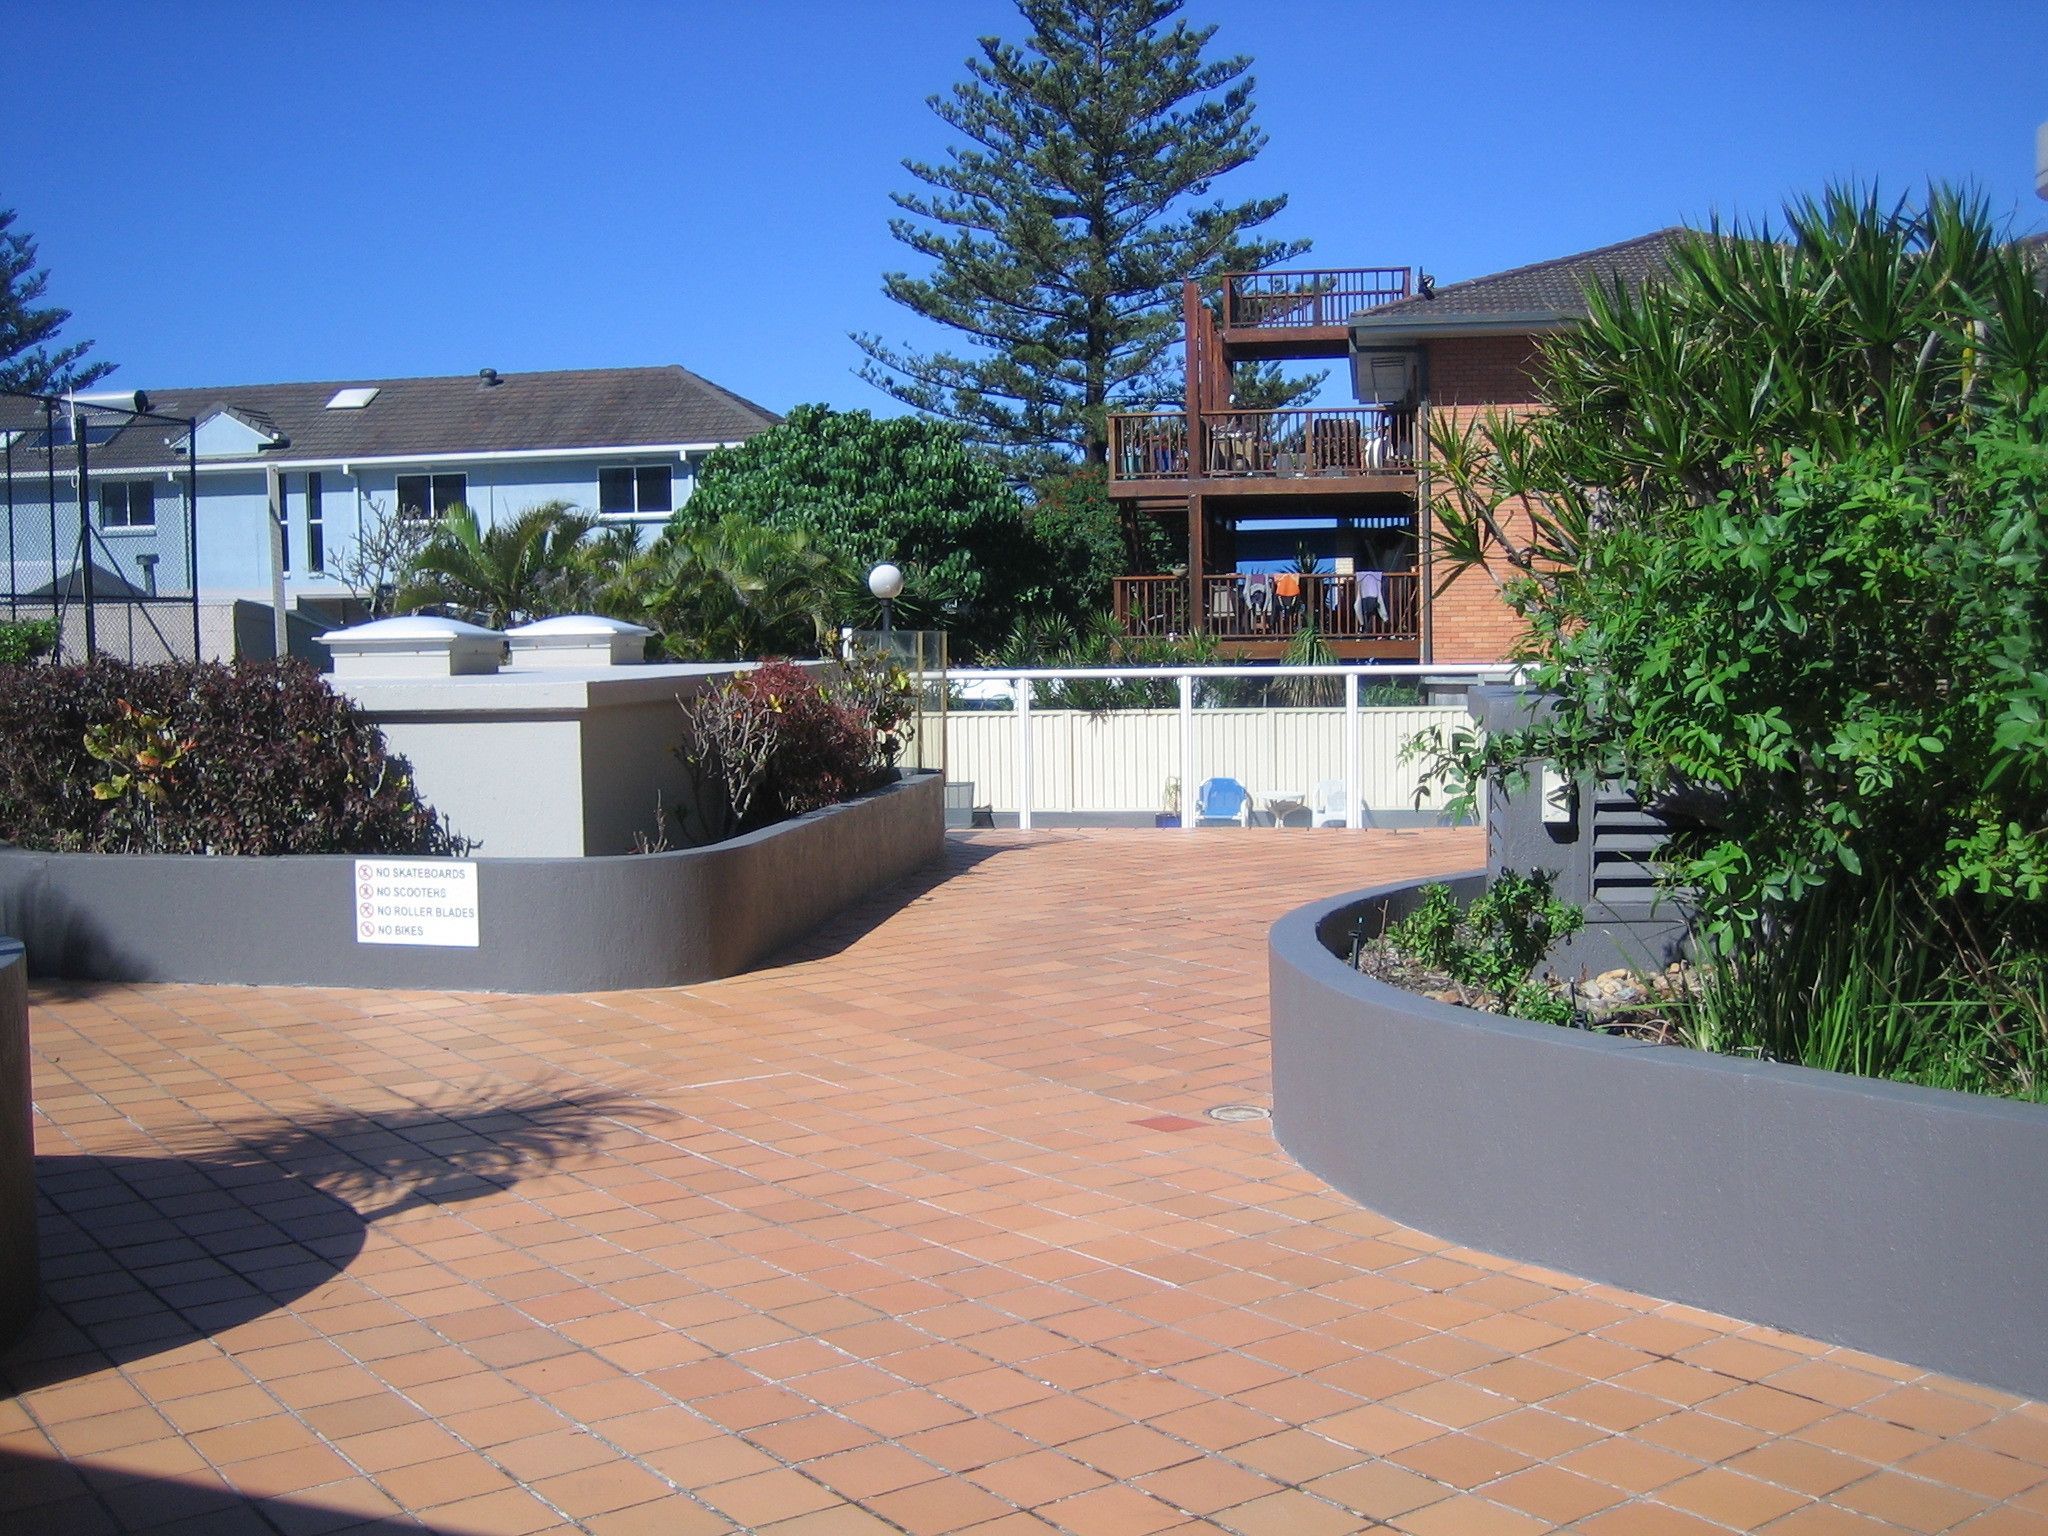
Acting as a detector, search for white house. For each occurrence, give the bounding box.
[1,364,779,620]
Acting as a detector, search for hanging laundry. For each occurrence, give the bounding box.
[1356,570,1387,626]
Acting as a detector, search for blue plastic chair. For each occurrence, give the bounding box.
[1194,776,1251,826]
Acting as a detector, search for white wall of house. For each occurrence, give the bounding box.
[4,452,708,606]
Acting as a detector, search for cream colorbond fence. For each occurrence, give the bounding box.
[932,666,1514,828]
[943,705,1470,816]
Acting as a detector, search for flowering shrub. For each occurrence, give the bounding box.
[0,659,462,855]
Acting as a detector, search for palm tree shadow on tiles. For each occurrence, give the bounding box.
[0,1443,470,1534]
[2,1083,669,1393]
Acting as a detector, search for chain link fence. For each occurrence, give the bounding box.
[2,389,202,663]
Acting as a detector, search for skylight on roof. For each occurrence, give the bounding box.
[325,387,379,410]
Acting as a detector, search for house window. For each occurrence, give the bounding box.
[277,475,291,575]
[598,464,673,518]
[307,472,325,572]
[395,472,466,522]
[100,479,155,530]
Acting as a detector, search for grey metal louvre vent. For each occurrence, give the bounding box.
[1589,785,1670,905]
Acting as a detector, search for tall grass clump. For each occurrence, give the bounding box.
[1678,884,2048,1099]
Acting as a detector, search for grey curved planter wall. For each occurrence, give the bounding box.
[0,772,943,994]
[0,939,34,1345]
[1271,875,2048,1399]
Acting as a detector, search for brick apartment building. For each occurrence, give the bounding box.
[1106,230,1687,664]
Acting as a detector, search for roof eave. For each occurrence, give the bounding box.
[1349,311,1575,348]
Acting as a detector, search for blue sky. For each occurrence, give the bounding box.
[7,1,2044,414]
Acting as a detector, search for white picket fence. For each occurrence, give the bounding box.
[933,665,1512,828]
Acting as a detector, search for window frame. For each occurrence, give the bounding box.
[306,471,326,574]
[596,462,674,521]
[394,471,467,524]
[98,478,157,532]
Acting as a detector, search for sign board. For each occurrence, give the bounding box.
[353,860,480,947]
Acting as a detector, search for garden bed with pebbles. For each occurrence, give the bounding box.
[1357,941,1698,1039]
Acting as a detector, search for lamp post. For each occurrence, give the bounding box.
[868,562,904,635]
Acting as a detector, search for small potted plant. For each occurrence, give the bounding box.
[1156,776,1182,828]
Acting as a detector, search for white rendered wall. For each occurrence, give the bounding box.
[337,664,747,857]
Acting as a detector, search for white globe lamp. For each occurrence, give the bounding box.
[868,563,905,632]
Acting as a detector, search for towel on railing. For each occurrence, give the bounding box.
[1273,573,1302,601]
[1244,573,1273,611]
[1356,570,1387,625]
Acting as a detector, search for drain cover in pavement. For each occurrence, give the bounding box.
[1205,1103,1271,1123]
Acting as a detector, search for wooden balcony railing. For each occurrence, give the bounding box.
[1110,406,1416,484]
[1112,573,1187,636]
[1109,411,1190,482]
[1114,571,1422,645]
[1222,267,1411,330]
[1202,406,1416,477]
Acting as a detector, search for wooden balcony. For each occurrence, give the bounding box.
[1109,406,1417,493]
[1113,571,1422,659]
[1220,267,1411,359]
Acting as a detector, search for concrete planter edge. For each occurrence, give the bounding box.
[1270,874,2048,1399]
[0,771,945,994]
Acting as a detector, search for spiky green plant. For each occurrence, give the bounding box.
[617,515,849,661]
[1416,182,2048,1099]
[396,501,598,629]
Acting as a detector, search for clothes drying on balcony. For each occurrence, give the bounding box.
[1356,571,1387,626]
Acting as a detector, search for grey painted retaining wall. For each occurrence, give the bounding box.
[0,939,34,1345]
[1272,875,2048,1399]
[0,773,943,994]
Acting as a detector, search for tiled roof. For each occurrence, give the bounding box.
[0,365,780,472]
[1353,228,1692,331]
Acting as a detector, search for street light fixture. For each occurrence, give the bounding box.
[868,562,904,634]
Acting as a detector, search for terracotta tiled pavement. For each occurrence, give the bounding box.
[7,829,2048,1535]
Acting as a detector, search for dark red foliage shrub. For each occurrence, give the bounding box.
[0,658,461,855]
[740,660,884,821]
[678,660,894,841]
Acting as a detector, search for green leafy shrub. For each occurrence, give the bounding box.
[672,405,1074,655]
[82,700,194,853]
[397,501,597,628]
[1419,184,2048,1094]
[1027,464,1181,611]
[0,659,461,855]
[602,515,848,661]
[1380,873,1584,1024]
[0,619,58,666]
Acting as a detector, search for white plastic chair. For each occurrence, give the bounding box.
[1312,778,1375,828]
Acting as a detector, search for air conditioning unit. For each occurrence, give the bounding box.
[1352,349,1417,406]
